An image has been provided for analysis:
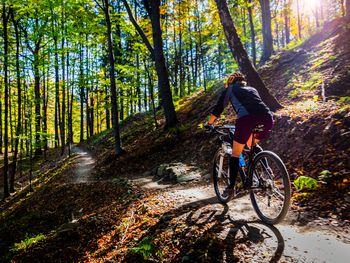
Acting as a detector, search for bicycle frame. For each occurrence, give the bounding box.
[213,125,261,191]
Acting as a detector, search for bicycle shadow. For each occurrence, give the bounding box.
[123,196,285,262]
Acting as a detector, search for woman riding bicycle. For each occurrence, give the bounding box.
[206,72,273,196]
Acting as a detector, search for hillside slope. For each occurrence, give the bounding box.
[90,18,350,219]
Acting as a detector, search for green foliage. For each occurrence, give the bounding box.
[288,72,323,98]
[11,233,45,252]
[130,236,154,259]
[89,129,112,146]
[294,176,318,191]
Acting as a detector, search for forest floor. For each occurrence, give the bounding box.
[0,145,349,262]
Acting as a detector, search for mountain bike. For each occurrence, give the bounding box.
[207,125,291,224]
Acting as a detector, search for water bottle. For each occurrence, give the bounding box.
[239,153,246,167]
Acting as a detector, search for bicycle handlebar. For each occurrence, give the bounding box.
[204,124,236,135]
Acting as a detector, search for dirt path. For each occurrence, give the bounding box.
[70,146,96,183]
[131,176,350,262]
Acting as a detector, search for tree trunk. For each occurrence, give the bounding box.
[247,0,256,66]
[147,0,178,128]
[296,0,302,39]
[11,10,21,193]
[259,0,273,63]
[346,0,350,19]
[105,75,111,129]
[122,0,177,128]
[104,0,123,155]
[3,4,10,198]
[54,36,60,147]
[34,48,42,156]
[284,0,291,44]
[79,44,84,142]
[61,8,66,155]
[214,0,282,111]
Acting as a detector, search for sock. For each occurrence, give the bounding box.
[229,156,240,188]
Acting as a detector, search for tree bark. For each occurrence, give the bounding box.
[79,43,84,142]
[54,35,61,147]
[145,0,178,128]
[296,0,302,39]
[3,4,10,198]
[104,0,123,155]
[122,0,178,128]
[214,0,282,111]
[61,5,66,155]
[11,9,21,193]
[259,0,273,63]
[33,46,42,156]
[284,0,291,44]
[247,0,256,66]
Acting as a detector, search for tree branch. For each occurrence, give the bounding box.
[93,0,105,11]
[121,0,155,60]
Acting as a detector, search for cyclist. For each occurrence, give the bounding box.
[205,72,273,196]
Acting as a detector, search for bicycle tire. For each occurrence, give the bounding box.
[213,148,231,203]
[249,151,291,224]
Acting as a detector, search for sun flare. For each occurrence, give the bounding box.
[302,0,319,13]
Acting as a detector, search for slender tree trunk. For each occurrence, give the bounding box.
[3,4,10,198]
[145,59,158,128]
[284,0,291,44]
[214,0,282,111]
[259,0,273,63]
[11,10,22,193]
[34,48,42,156]
[61,6,66,155]
[247,0,256,66]
[346,0,350,19]
[296,0,302,39]
[104,0,123,155]
[54,36,60,148]
[9,92,13,153]
[105,73,111,129]
[79,44,84,142]
[69,55,74,144]
[89,97,94,136]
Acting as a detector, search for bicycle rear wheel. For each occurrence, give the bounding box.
[213,148,231,203]
[249,151,291,224]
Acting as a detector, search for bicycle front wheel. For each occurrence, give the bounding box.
[213,148,231,203]
[249,151,291,224]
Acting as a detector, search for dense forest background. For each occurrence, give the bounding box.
[0,0,349,196]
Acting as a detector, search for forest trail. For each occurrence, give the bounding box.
[70,146,96,183]
[130,171,350,262]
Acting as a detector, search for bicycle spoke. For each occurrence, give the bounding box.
[273,189,285,201]
[250,151,291,224]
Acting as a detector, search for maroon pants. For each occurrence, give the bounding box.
[233,113,273,144]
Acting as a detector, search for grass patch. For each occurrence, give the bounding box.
[288,72,323,98]
[129,236,154,259]
[89,129,112,146]
[11,233,45,252]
